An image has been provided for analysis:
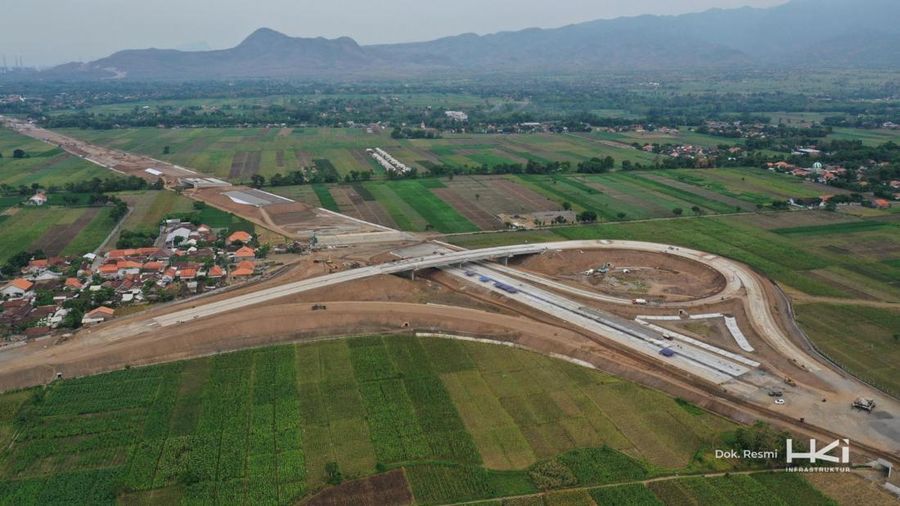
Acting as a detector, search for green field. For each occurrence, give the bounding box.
[647,473,836,506]
[588,127,728,149]
[659,168,839,204]
[0,127,111,188]
[0,336,755,505]
[795,304,900,396]
[59,127,664,182]
[827,127,900,146]
[0,336,855,505]
[0,206,116,262]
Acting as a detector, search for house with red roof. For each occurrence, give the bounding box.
[98,264,120,279]
[64,278,83,291]
[25,259,49,274]
[2,278,34,299]
[226,230,253,246]
[873,198,892,209]
[82,306,115,325]
[208,265,225,279]
[178,268,198,280]
[232,260,256,277]
[233,246,256,260]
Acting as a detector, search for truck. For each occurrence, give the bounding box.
[632,298,648,305]
[494,282,519,294]
[852,398,876,412]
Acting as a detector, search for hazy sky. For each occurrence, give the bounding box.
[4,0,787,66]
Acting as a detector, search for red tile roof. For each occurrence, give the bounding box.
[234,246,256,258]
[227,231,253,243]
[7,279,34,291]
[142,262,164,271]
[179,269,198,279]
[208,265,225,278]
[65,278,83,290]
[85,306,115,319]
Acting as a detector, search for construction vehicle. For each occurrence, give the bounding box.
[852,398,876,412]
[784,377,796,387]
[311,304,327,311]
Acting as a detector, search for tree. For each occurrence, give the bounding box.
[617,212,626,220]
[691,206,703,216]
[578,210,598,223]
[162,145,171,155]
[672,208,684,216]
[562,201,572,211]
[12,149,26,159]
[250,174,265,189]
[325,462,343,485]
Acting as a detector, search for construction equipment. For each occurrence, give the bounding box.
[852,398,876,412]
[784,377,796,387]
[311,304,327,311]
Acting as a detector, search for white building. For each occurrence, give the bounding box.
[445,111,468,122]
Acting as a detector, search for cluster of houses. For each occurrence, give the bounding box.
[767,160,897,208]
[700,120,771,140]
[0,222,263,341]
[767,161,849,184]
[1,256,104,339]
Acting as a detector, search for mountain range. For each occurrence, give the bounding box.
[32,0,900,81]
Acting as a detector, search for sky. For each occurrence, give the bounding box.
[3,0,787,67]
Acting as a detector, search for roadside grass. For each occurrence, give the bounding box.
[795,304,900,396]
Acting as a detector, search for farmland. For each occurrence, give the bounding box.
[0,206,115,262]
[826,127,900,146]
[59,127,663,181]
[262,167,838,234]
[0,336,761,505]
[794,304,900,396]
[0,127,111,188]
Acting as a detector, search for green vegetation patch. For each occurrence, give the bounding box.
[390,180,478,233]
[795,304,900,396]
[772,220,894,236]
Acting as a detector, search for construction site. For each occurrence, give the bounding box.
[1,117,899,497]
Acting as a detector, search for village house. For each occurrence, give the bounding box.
[2,278,34,299]
[226,230,253,246]
[233,246,256,260]
[26,191,48,206]
[82,306,115,326]
[231,261,255,278]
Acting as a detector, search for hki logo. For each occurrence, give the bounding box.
[786,438,850,464]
